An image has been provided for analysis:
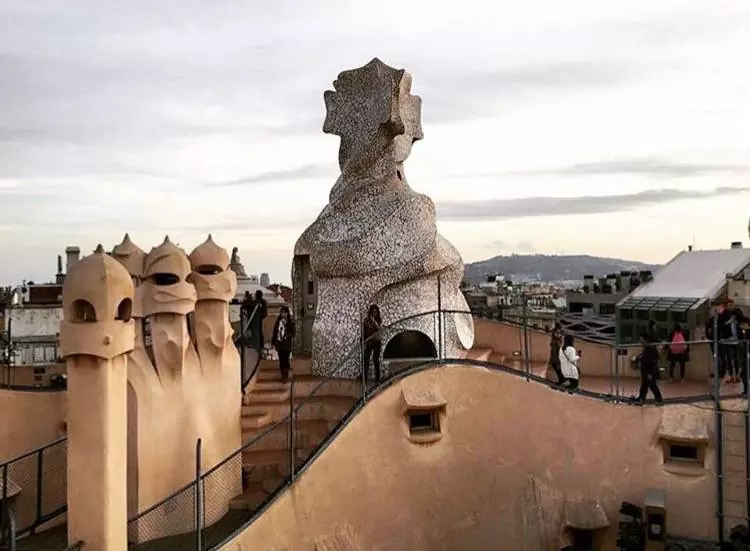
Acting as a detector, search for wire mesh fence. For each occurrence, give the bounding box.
[0,437,67,542]
[127,480,196,546]
[124,289,749,549]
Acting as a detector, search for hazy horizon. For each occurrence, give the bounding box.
[1,0,748,286]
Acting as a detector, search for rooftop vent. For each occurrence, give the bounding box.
[731,242,743,250]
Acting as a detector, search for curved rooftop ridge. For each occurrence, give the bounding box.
[209,358,731,550]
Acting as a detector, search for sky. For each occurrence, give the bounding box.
[1,0,749,286]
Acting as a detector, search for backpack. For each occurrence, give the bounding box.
[670,332,687,355]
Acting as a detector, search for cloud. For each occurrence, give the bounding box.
[211,163,336,187]
[436,186,750,222]
[420,60,637,123]
[527,158,747,178]
[455,158,749,180]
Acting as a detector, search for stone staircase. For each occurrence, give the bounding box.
[229,348,493,511]
[721,401,749,537]
[230,356,360,511]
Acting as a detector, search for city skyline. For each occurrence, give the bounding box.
[1,0,749,286]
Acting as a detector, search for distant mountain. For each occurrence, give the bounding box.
[463,254,661,285]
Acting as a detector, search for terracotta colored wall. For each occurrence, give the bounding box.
[0,388,67,535]
[0,389,66,461]
[3,363,66,387]
[220,366,717,551]
[473,318,713,381]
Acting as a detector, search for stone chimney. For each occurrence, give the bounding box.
[65,246,81,274]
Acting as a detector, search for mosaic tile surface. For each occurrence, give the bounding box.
[293,58,474,377]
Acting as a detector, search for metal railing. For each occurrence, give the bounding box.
[0,437,67,547]
[124,293,748,550]
[235,304,261,391]
[6,283,747,548]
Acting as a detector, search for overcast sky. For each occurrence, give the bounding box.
[1,0,749,286]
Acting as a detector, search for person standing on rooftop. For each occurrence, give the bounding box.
[558,334,581,391]
[547,322,564,384]
[666,323,689,383]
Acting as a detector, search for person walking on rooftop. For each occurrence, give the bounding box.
[666,323,689,383]
[558,334,581,391]
[271,306,295,383]
[363,304,383,385]
[547,322,565,384]
[636,321,664,404]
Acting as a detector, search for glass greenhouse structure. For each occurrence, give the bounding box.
[615,295,708,345]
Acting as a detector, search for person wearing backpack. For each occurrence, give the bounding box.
[666,323,689,382]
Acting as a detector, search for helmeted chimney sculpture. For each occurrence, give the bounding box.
[60,245,134,550]
[293,58,474,377]
[111,234,242,542]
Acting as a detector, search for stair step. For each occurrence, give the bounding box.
[256,380,290,392]
[229,489,267,511]
[241,419,335,449]
[241,411,273,430]
[258,370,281,381]
[246,388,291,404]
[261,476,286,494]
[240,422,327,451]
[242,394,357,423]
[242,448,315,469]
[467,347,493,361]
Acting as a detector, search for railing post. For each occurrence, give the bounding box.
[1,463,8,536]
[522,293,530,381]
[360,308,367,402]
[437,275,443,362]
[239,307,246,389]
[712,314,724,544]
[289,376,296,482]
[7,509,16,551]
[745,337,749,398]
[195,438,203,551]
[35,448,44,529]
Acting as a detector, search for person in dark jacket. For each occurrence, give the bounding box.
[363,304,382,385]
[271,306,295,383]
[718,300,746,384]
[254,289,269,356]
[547,322,564,384]
[636,321,663,404]
[739,323,750,397]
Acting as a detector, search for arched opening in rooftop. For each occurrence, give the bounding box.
[383,330,437,360]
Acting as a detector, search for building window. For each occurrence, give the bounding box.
[663,441,704,467]
[307,281,314,295]
[408,410,440,435]
[667,444,699,462]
